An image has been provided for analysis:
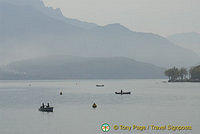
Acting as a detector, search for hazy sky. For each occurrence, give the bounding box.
[43,0,200,36]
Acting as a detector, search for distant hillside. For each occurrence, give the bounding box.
[4,55,165,79]
[0,68,25,80]
[0,1,199,67]
[168,32,200,56]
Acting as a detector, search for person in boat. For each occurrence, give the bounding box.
[46,103,50,108]
[42,103,45,108]
[121,90,123,94]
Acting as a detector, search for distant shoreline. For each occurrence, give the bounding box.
[168,79,200,82]
[0,78,167,81]
[165,66,200,83]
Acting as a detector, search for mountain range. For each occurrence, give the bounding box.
[168,32,200,56]
[0,0,199,68]
[0,0,200,79]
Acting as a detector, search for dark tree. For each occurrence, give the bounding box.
[190,65,200,80]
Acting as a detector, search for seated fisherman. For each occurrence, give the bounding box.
[42,103,45,108]
[46,103,50,108]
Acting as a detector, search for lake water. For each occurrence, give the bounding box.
[0,79,199,134]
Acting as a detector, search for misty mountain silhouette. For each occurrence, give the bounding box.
[0,0,199,67]
[3,55,165,79]
[168,32,200,56]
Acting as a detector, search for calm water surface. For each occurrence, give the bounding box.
[0,79,199,134]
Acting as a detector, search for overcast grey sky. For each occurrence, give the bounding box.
[43,0,200,36]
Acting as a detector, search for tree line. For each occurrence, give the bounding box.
[165,65,200,82]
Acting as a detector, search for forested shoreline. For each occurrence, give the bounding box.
[165,65,200,82]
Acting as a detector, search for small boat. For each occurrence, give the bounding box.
[115,90,131,95]
[39,103,53,112]
[96,84,104,87]
[39,106,54,112]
